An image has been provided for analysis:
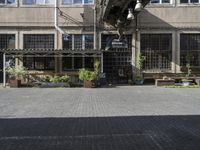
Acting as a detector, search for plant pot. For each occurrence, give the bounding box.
[9,79,21,88]
[84,80,93,88]
[182,79,193,86]
[134,80,144,85]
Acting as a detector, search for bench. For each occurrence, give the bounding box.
[155,79,175,86]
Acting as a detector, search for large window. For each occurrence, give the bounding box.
[150,0,171,4]
[62,0,93,5]
[0,0,15,4]
[23,56,55,70]
[63,34,94,50]
[180,0,200,3]
[141,34,172,71]
[22,0,54,5]
[24,34,54,49]
[0,34,15,49]
[180,34,200,67]
[23,34,55,70]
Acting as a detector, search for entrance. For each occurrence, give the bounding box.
[103,51,132,84]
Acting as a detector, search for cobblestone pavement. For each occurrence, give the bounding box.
[0,86,200,150]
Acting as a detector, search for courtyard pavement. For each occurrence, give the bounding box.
[0,86,200,149]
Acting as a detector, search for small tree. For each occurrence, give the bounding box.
[136,53,145,77]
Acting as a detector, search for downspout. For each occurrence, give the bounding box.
[54,0,68,36]
[94,5,97,50]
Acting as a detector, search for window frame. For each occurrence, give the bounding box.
[62,0,94,5]
[22,0,55,5]
[180,0,200,4]
[149,0,173,4]
[0,0,16,5]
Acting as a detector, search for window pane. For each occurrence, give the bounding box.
[180,0,188,3]
[0,0,5,4]
[63,0,72,4]
[85,34,94,49]
[0,34,15,49]
[63,35,72,49]
[23,57,34,70]
[7,0,15,4]
[74,35,82,49]
[45,0,54,4]
[74,56,83,69]
[35,0,44,4]
[63,57,72,70]
[151,0,160,3]
[84,0,93,4]
[23,0,35,4]
[24,34,54,49]
[45,57,54,70]
[73,0,82,4]
[191,0,198,3]
[162,0,170,3]
[85,57,94,69]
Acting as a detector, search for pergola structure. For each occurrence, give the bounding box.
[0,49,102,87]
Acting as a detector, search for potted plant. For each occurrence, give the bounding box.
[134,53,145,85]
[182,53,193,86]
[6,66,28,88]
[79,68,97,88]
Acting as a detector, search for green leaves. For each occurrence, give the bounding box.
[79,68,97,81]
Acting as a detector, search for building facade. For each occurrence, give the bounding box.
[0,0,200,84]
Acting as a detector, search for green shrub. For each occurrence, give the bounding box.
[79,68,96,81]
[49,75,70,83]
[6,66,28,79]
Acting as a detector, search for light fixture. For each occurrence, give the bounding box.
[135,0,143,12]
[127,8,134,20]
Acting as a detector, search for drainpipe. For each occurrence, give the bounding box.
[3,53,6,87]
[54,0,69,36]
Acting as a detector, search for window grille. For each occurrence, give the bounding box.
[23,34,55,70]
[141,34,172,71]
[24,34,54,49]
[180,34,200,67]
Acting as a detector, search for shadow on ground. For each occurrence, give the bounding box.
[0,115,200,150]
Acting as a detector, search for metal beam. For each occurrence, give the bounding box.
[3,53,6,87]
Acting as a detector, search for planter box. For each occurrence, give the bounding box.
[84,80,93,88]
[40,82,69,88]
[9,79,21,88]
[155,79,175,86]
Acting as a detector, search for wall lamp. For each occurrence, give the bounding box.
[135,0,143,12]
[127,8,134,20]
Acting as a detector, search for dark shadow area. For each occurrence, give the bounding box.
[0,115,200,150]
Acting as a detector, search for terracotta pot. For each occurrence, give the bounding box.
[9,79,21,88]
[84,80,93,88]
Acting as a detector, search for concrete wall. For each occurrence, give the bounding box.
[0,5,94,27]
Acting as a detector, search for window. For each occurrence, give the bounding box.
[180,0,200,3]
[22,0,54,5]
[0,34,15,49]
[24,34,54,49]
[23,56,55,70]
[141,34,172,71]
[74,35,83,50]
[150,0,171,4]
[180,34,200,67]
[62,56,73,70]
[23,34,55,70]
[74,55,83,69]
[62,0,93,5]
[85,57,94,69]
[85,34,94,49]
[0,0,15,4]
[63,34,94,50]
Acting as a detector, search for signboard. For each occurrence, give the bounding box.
[111,39,128,48]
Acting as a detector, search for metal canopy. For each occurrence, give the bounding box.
[0,49,102,57]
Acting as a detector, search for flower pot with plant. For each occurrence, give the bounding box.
[182,53,193,86]
[134,53,145,85]
[79,68,97,88]
[6,66,28,88]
